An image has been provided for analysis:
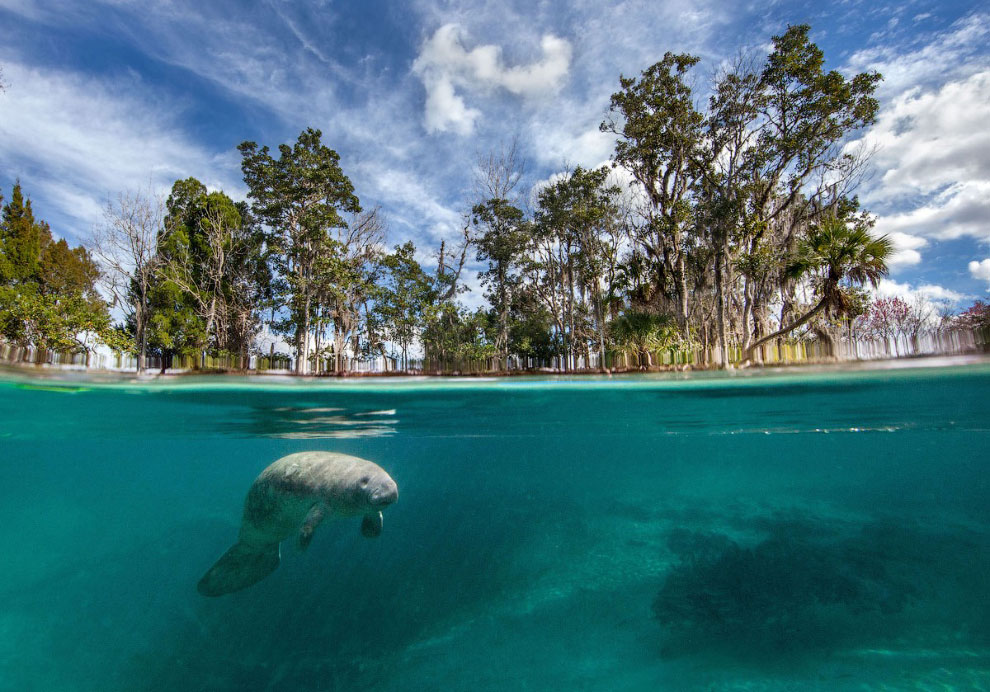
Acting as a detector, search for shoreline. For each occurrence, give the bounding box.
[2,352,988,385]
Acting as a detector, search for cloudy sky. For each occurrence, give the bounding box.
[1,0,988,306]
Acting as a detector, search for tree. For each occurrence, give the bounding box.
[695,59,762,367]
[739,25,881,352]
[420,225,472,365]
[1,183,116,363]
[602,52,704,334]
[88,188,163,373]
[611,309,679,368]
[472,198,529,369]
[860,297,910,354]
[507,285,560,364]
[532,166,624,370]
[239,128,361,374]
[378,241,432,371]
[0,183,46,286]
[744,214,891,360]
[313,207,385,374]
[952,301,990,331]
[144,271,204,372]
[157,178,259,368]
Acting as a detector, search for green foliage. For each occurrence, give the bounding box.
[0,287,113,353]
[602,52,703,332]
[378,241,433,368]
[531,165,624,366]
[144,276,204,360]
[472,197,530,362]
[0,183,46,285]
[0,183,117,357]
[755,25,882,182]
[602,52,703,212]
[610,309,679,366]
[788,213,892,316]
[154,177,264,364]
[421,305,495,363]
[239,128,360,249]
[507,311,558,361]
[240,128,360,371]
[39,239,101,299]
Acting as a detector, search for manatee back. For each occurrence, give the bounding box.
[239,452,372,538]
[259,451,383,490]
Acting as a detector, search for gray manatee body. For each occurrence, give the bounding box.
[198,451,398,597]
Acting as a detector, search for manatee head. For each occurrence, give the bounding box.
[344,463,398,512]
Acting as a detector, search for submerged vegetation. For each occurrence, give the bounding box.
[1,26,986,373]
[654,515,990,661]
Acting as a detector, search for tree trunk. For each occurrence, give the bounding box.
[595,294,606,372]
[676,248,689,336]
[135,303,147,374]
[741,277,754,352]
[334,327,346,375]
[295,290,311,376]
[715,240,730,368]
[203,295,217,370]
[744,293,829,362]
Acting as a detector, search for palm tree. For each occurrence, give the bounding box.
[611,309,679,368]
[744,214,892,361]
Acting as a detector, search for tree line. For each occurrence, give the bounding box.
[2,26,987,373]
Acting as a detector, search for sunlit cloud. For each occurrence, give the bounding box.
[413,24,572,134]
[0,61,240,243]
[969,258,990,289]
[875,278,970,305]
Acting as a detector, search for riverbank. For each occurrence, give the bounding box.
[3,352,989,388]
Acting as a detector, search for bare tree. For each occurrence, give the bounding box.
[474,136,525,205]
[88,188,163,373]
[315,206,387,374]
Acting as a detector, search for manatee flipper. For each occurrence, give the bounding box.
[298,504,327,551]
[361,511,383,538]
[197,541,280,597]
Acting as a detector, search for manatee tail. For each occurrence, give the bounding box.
[197,541,280,597]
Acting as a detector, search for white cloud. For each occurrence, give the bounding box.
[0,61,240,242]
[856,70,990,202]
[419,71,482,136]
[872,181,990,242]
[358,163,464,243]
[883,231,927,270]
[413,24,572,134]
[969,258,990,289]
[847,18,990,272]
[874,278,970,305]
[528,122,615,169]
[846,13,990,97]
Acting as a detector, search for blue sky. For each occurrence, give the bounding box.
[1,0,988,307]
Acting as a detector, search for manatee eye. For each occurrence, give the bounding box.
[360,476,370,485]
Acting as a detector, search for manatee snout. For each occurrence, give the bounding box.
[370,476,398,507]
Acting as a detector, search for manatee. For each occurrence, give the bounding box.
[197,451,398,597]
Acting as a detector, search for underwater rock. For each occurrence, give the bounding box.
[198,451,398,597]
[653,519,921,659]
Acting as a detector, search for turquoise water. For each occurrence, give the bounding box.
[1,361,988,691]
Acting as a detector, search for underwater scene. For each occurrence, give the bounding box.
[1,361,988,691]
